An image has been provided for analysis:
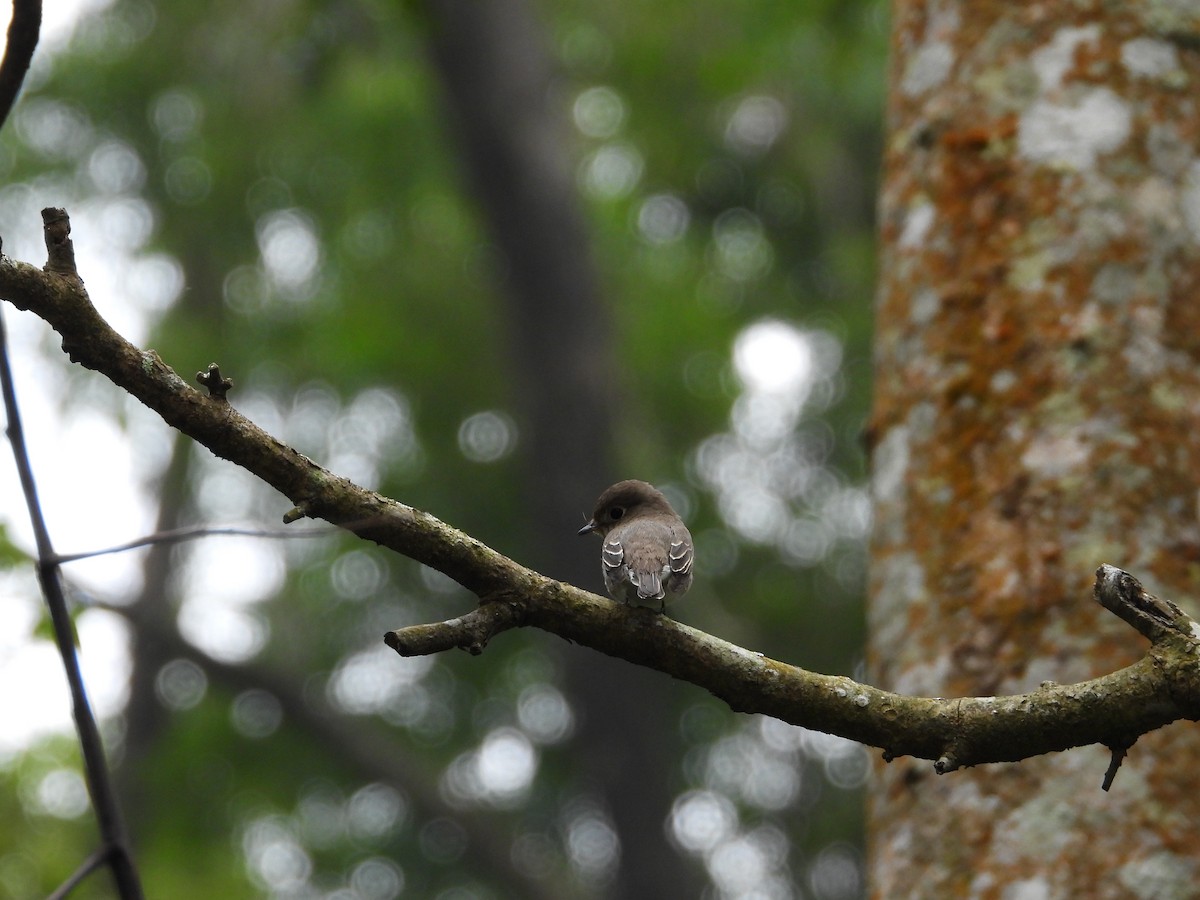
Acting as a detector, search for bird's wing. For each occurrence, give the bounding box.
[669,534,693,577]
[601,537,625,575]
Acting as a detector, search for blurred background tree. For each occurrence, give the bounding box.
[0,0,886,896]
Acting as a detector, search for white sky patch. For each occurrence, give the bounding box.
[41,0,115,48]
[177,599,268,664]
[1018,88,1132,171]
[172,538,284,663]
[177,537,286,608]
[3,401,159,590]
[0,636,73,758]
[733,320,814,394]
[0,607,131,757]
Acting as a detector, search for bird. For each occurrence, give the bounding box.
[577,480,693,611]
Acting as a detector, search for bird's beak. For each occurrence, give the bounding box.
[577,520,597,536]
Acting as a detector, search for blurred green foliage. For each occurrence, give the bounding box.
[0,0,887,896]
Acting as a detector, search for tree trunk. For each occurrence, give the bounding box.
[869,2,1200,895]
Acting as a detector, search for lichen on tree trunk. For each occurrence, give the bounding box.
[869,2,1200,896]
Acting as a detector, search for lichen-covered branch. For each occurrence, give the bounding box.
[4,210,1200,783]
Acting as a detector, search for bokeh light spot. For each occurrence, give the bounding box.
[242,817,312,893]
[256,208,320,295]
[231,688,283,739]
[348,783,406,841]
[636,192,690,244]
[573,86,626,138]
[150,89,203,142]
[581,143,643,199]
[155,658,207,711]
[517,683,574,745]
[725,94,788,156]
[734,319,814,394]
[712,208,773,281]
[457,410,518,463]
[351,857,405,899]
[34,769,89,819]
[669,789,737,854]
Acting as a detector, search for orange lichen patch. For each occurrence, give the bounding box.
[940,114,1018,154]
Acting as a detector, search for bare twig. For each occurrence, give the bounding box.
[385,601,527,656]
[1,307,142,898]
[49,522,340,565]
[45,845,116,900]
[1101,743,1130,792]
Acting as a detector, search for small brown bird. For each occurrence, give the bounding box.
[577,480,694,611]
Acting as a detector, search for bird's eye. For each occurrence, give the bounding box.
[609,506,625,521]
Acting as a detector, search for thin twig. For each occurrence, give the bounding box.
[0,315,143,897]
[1101,745,1128,792]
[45,845,115,900]
[49,523,341,565]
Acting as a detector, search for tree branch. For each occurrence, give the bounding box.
[5,210,1200,787]
[0,0,41,131]
[389,567,1200,781]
